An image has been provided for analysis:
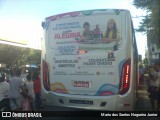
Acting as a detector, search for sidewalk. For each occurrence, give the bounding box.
[136,84,151,111]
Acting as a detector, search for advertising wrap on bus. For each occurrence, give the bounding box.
[41,9,138,111]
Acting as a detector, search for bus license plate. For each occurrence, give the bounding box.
[73,81,90,88]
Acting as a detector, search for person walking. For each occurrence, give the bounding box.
[0,72,10,100]
[32,70,41,110]
[148,64,160,111]
[154,63,160,111]
[0,72,10,110]
[8,69,24,111]
[139,66,144,85]
[23,73,35,111]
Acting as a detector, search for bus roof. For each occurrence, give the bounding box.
[45,9,130,21]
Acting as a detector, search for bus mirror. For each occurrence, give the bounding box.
[42,22,45,29]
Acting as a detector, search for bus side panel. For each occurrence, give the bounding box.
[116,13,137,111]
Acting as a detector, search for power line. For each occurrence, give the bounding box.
[132,15,146,18]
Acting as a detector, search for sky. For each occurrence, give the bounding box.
[0,0,147,58]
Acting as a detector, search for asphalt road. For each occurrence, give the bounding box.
[20,82,159,120]
[39,84,151,111]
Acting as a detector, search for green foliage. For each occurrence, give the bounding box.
[143,58,148,65]
[133,0,160,48]
[0,44,41,68]
[138,54,142,63]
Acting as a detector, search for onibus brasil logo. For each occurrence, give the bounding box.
[2,112,42,118]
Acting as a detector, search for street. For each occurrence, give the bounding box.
[4,82,159,120]
[33,82,160,120]
[39,83,151,111]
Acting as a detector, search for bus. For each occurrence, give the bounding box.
[41,9,138,111]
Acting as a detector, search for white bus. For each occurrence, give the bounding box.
[41,9,138,111]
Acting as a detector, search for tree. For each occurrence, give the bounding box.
[0,44,23,65]
[0,44,41,68]
[133,0,160,47]
[14,48,41,68]
[23,48,41,65]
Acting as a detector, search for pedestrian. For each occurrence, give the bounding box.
[32,70,41,110]
[154,63,160,110]
[0,72,10,110]
[139,65,144,85]
[0,72,10,99]
[22,73,35,111]
[148,64,160,111]
[8,69,25,111]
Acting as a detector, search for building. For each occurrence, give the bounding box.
[149,43,160,65]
